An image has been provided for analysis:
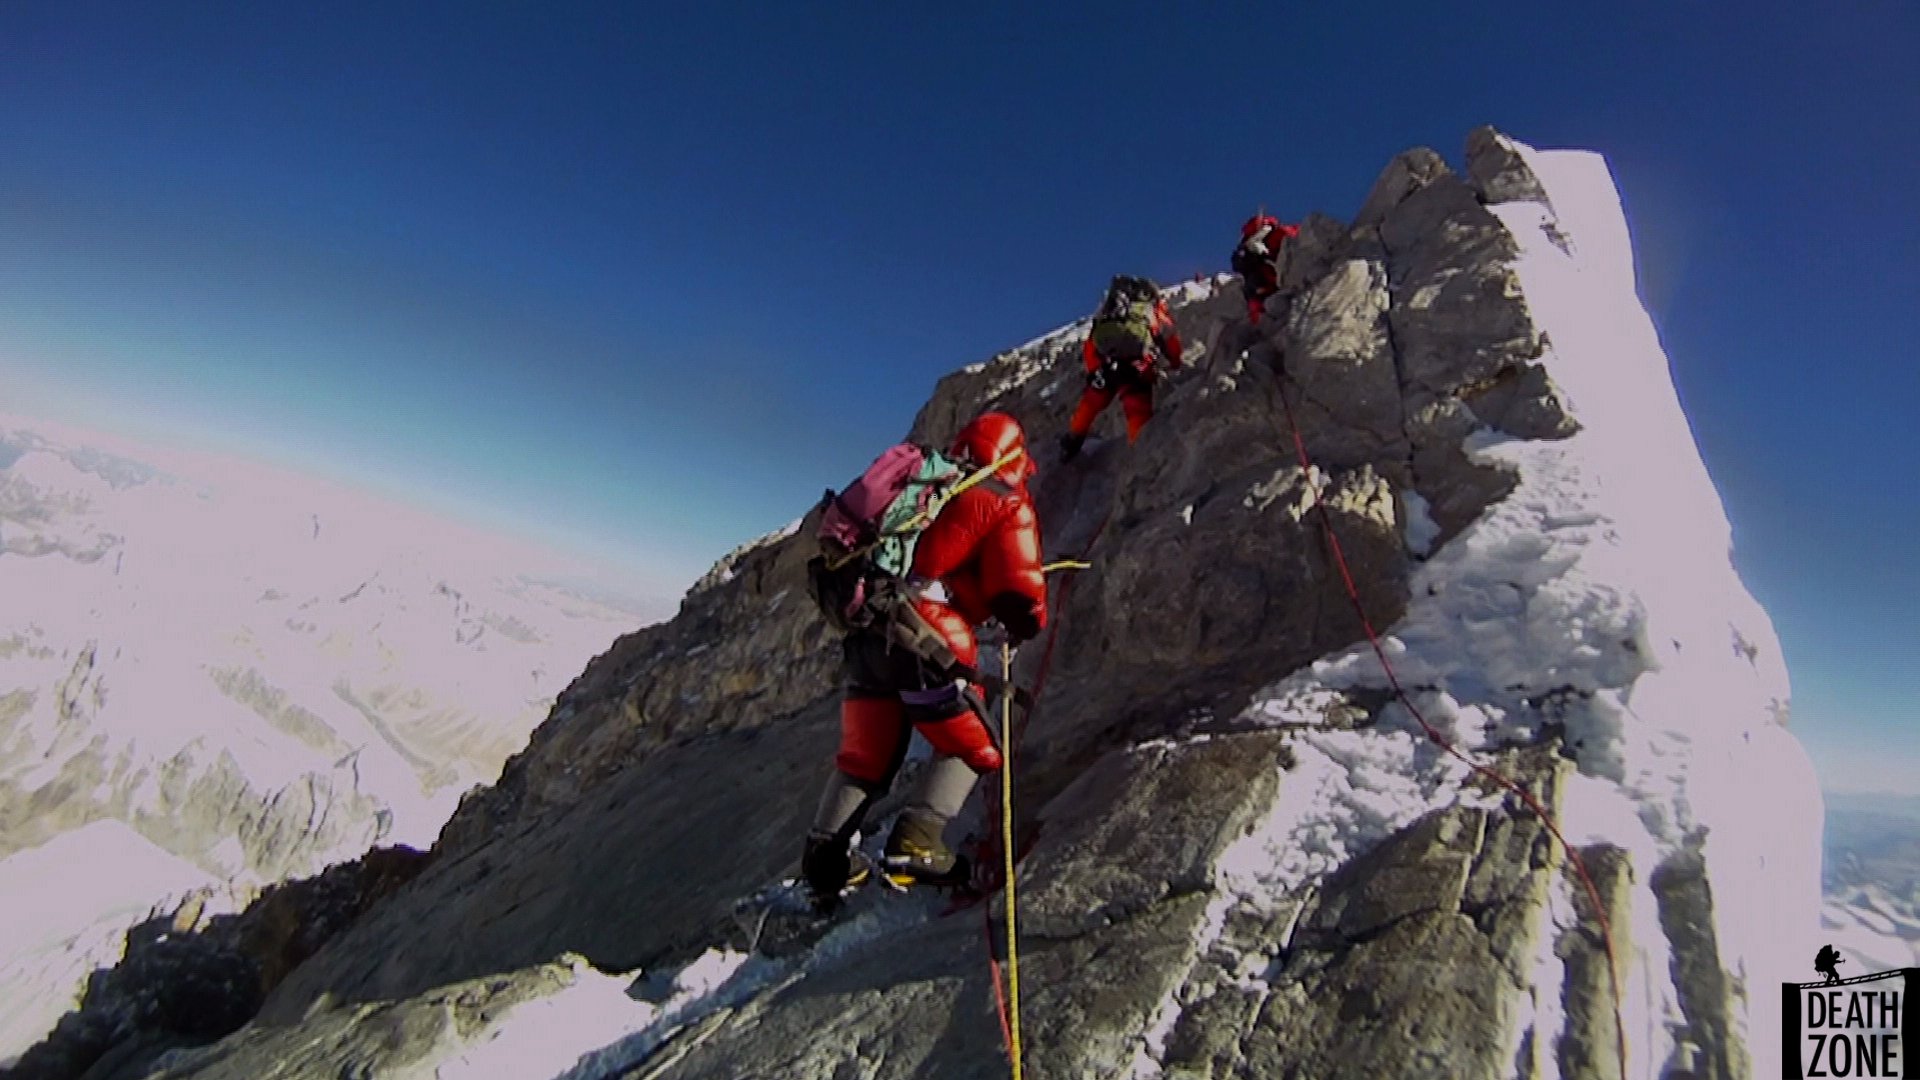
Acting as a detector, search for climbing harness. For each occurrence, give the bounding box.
[1270,373,1632,1080]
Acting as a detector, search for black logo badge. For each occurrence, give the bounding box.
[1782,950,1914,1077]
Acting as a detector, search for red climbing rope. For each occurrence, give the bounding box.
[1272,377,1631,1079]
[985,915,1016,1052]
[970,384,1630,1075]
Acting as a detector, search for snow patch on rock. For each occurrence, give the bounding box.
[1184,142,1819,1080]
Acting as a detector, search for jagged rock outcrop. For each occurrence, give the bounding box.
[5,846,428,1080]
[38,128,1820,1080]
[436,521,836,859]
[137,959,584,1080]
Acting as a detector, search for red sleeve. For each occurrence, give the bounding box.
[942,571,991,626]
[912,485,1000,585]
[974,496,1048,630]
[1083,334,1100,372]
[911,487,1047,631]
[1153,302,1184,368]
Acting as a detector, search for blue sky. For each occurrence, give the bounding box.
[2,1,1914,792]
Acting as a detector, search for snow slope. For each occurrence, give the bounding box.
[0,414,673,1062]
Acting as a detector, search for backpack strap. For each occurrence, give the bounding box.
[894,447,1024,535]
[825,447,1022,571]
[818,489,864,573]
[882,594,964,675]
[825,489,870,532]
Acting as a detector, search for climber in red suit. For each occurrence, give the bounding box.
[1060,275,1185,462]
[803,412,1048,905]
[1233,212,1300,325]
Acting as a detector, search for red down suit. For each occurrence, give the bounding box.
[834,412,1048,783]
[1068,298,1185,445]
[1235,214,1300,324]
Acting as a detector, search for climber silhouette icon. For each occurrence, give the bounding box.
[1817,944,1847,985]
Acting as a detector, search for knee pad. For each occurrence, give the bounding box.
[836,696,906,784]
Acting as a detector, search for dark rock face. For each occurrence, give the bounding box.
[44,129,1784,1080]
[1468,125,1555,209]
[434,519,839,864]
[1221,785,1562,1080]
[1653,843,1750,1080]
[5,847,428,1080]
[590,733,1298,1080]
[1355,147,1453,233]
[1558,844,1634,1080]
[326,243,1447,1033]
[4,925,260,1080]
[260,708,833,1019]
[1018,734,1289,942]
[144,959,581,1080]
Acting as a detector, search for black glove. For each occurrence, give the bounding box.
[975,673,1035,711]
[1087,367,1109,392]
[988,592,1042,645]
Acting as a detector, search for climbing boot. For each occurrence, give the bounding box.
[882,809,970,890]
[1058,431,1086,463]
[801,831,872,912]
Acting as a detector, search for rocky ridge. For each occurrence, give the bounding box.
[11,128,1821,1080]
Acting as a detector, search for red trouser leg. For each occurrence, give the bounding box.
[1249,270,1279,323]
[836,695,907,784]
[1069,384,1116,438]
[915,708,1003,774]
[1120,386,1154,443]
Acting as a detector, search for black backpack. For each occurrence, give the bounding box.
[1088,275,1159,364]
[1230,242,1266,280]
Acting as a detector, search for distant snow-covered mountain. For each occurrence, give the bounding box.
[0,413,671,1060]
[1822,792,1920,974]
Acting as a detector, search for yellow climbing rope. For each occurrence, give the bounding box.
[1039,559,1092,574]
[898,448,1025,534]
[1000,641,1025,1080]
[824,448,1026,572]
